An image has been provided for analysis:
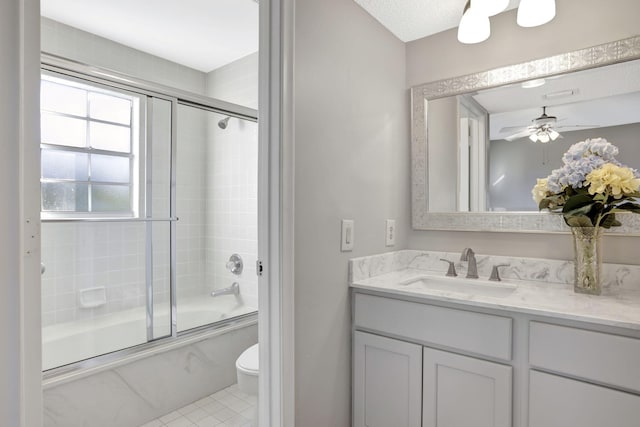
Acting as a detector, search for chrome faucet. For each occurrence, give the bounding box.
[211,282,240,297]
[460,248,479,279]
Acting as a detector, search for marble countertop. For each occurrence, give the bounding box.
[350,250,640,331]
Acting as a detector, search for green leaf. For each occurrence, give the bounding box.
[565,215,595,228]
[600,213,622,229]
[593,193,607,202]
[562,194,594,214]
[613,202,640,214]
[539,195,564,211]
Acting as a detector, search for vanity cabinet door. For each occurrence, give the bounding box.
[353,331,422,427]
[529,370,640,427]
[422,347,512,427]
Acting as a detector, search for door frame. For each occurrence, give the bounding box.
[258,0,295,425]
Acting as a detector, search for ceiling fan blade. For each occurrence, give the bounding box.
[555,124,601,129]
[504,128,535,141]
[499,125,528,133]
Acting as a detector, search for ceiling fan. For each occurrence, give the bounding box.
[500,106,598,143]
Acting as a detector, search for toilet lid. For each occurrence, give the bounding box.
[236,343,259,375]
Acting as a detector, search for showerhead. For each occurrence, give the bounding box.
[218,117,231,129]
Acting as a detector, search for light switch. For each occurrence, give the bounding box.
[341,219,354,251]
[386,219,396,246]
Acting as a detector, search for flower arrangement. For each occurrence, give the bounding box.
[532,138,640,228]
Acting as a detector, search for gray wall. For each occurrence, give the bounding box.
[428,97,458,212]
[1,1,22,424]
[406,0,640,265]
[41,17,207,94]
[206,52,258,110]
[293,0,409,425]
[489,123,640,211]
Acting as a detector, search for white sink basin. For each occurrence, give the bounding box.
[399,275,517,298]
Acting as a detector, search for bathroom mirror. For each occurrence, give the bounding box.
[411,35,640,233]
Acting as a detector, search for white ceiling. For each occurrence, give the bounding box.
[41,0,259,73]
[352,0,520,42]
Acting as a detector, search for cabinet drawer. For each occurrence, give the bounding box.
[529,370,640,427]
[354,293,512,360]
[529,322,640,392]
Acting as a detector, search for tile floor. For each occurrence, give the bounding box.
[140,384,256,427]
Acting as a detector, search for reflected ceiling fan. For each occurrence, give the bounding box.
[500,106,598,143]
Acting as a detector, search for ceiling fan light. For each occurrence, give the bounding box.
[549,129,560,140]
[471,0,509,17]
[538,132,550,143]
[529,134,538,142]
[458,4,491,44]
[517,0,556,28]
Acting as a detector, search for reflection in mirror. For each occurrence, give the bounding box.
[411,36,640,233]
[427,59,640,213]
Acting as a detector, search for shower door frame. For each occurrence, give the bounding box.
[40,52,259,362]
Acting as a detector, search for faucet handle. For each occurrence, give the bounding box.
[489,264,510,282]
[439,259,458,277]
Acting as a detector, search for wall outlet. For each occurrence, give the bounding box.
[341,219,354,251]
[385,219,396,246]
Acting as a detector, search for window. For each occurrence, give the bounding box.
[40,73,142,217]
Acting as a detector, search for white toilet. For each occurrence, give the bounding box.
[236,343,259,425]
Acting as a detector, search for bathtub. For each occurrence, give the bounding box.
[43,295,256,371]
[43,295,258,427]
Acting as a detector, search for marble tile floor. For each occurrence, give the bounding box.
[140,384,256,427]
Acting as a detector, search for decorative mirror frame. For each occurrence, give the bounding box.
[411,35,640,234]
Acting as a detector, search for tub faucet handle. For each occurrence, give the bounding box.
[226,254,243,275]
[439,259,457,277]
[489,264,510,282]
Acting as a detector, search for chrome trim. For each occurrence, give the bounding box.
[411,35,640,234]
[41,217,178,223]
[170,98,178,339]
[41,53,258,121]
[145,98,154,342]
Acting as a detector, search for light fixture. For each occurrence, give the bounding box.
[457,0,491,44]
[472,0,509,17]
[529,127,560,143]
[517,0,556,27]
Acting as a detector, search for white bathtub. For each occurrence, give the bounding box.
[43,296,256,371]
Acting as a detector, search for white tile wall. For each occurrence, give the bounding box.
[206,116,259,308]
[41,222,147,325]
[205,55,259,309]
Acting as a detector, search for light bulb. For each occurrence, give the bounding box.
[538,132,550,143]
[471,0,509,17]
[529,134,538,142]
[517,0,556,27]
[549,129,560,141]
[458,5,491,44]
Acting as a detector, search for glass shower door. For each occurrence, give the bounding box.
[40,71,173,370]
[175,103,258,332]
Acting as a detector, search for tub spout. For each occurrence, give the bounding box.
[211,282,240,297]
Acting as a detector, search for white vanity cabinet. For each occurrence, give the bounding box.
[422,347,512,427]
[353,293,513,427]
[353,290,640,427]
[528,322,640,427]
[353,331,422,427]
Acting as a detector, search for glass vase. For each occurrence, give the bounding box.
[571,226,603,295]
